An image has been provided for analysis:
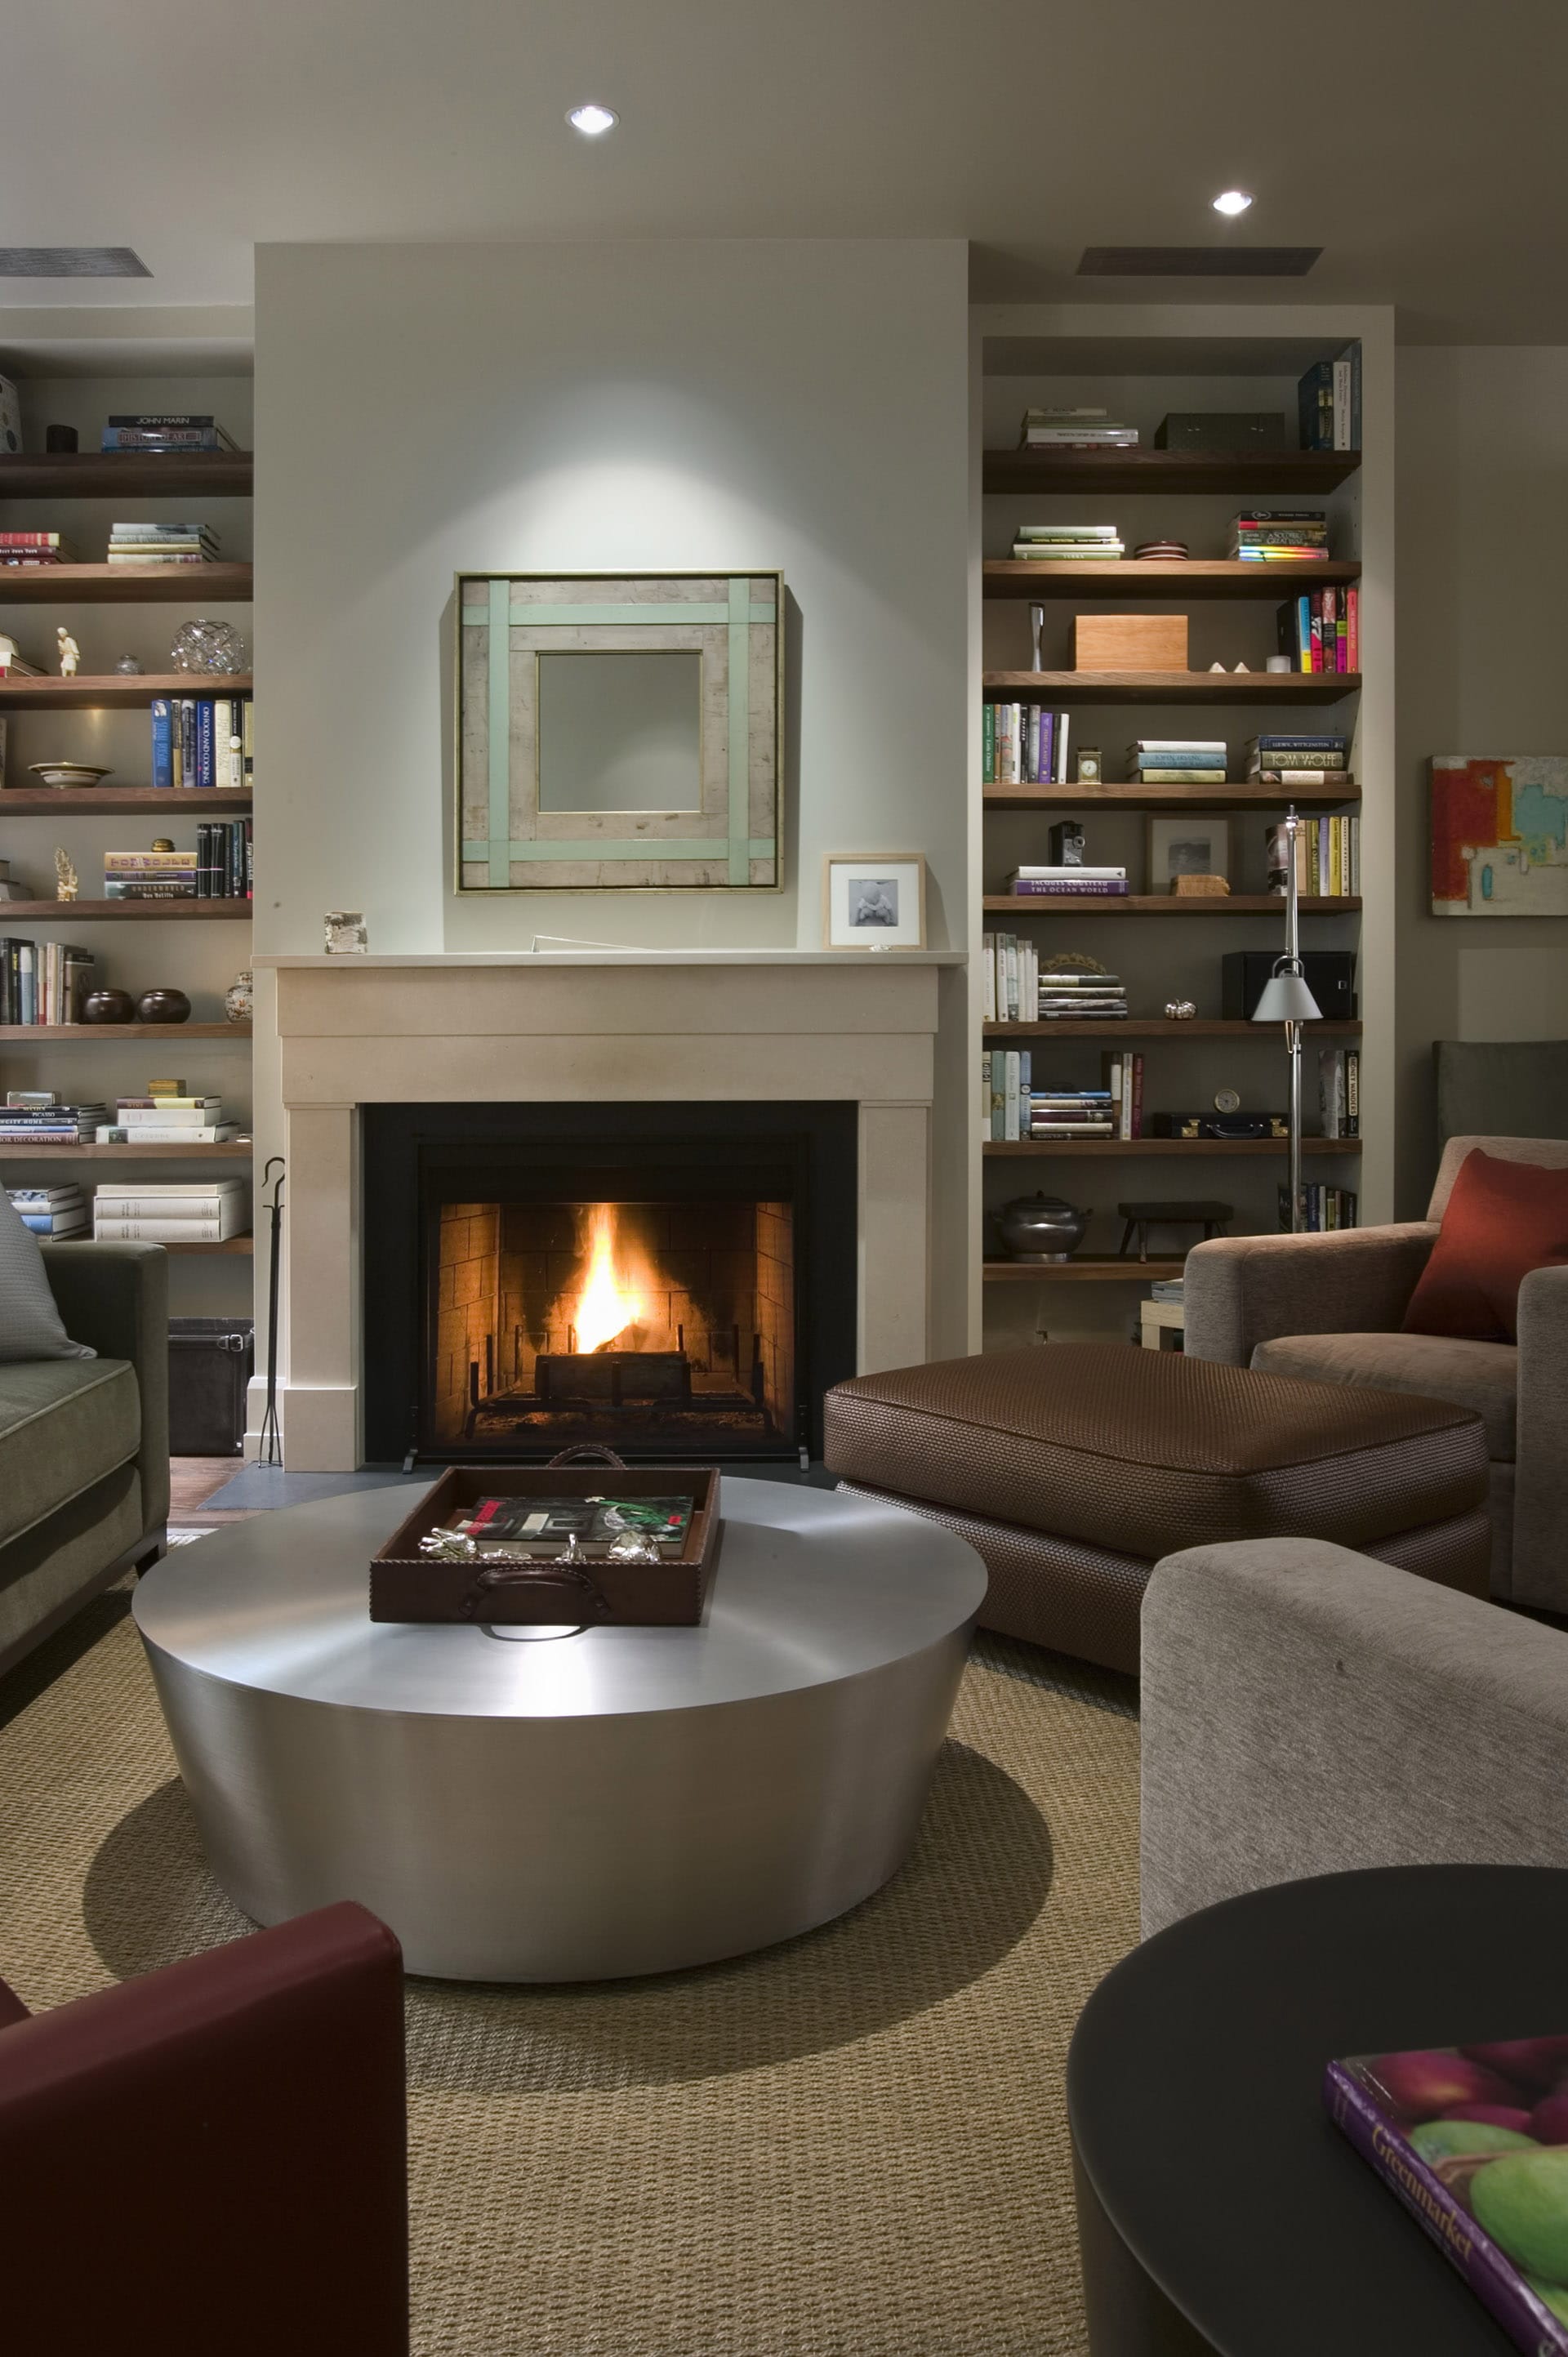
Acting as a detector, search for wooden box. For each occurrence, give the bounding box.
[370,1461,721,1626]
[1071,613,1189,672]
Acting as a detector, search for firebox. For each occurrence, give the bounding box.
[361,1103,858,1464]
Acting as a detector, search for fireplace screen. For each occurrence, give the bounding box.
[429,1194,796,1455]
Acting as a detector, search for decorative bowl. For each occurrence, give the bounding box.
[82,989,136,1025]
[135,987,192,1026]
[26,762,114,790]
[998,1192,1089,1263]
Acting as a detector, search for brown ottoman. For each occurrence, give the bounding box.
[823,1344,1490,1673]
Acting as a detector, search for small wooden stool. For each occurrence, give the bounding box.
[1117,1198,1233,1262]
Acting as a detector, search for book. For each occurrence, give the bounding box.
[93,1123,240,1143]
[1015,523,1120,541]
[1011,865,1128,880]
[1010,544,1124,560]
[116,1098,222,1118]
[1010,879,1129,897]
[1326,2037,1568,2355]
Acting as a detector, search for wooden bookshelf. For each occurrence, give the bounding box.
[982,449,1361,497]
[983,559,1361,600]
[0,1022,249,1040]
[984,1254,1185,1282]
[0,673,253,711]
[0,788,252,814]
[0,1141,251,1161]
[982,894,1360,916]
[983,1138,1362,1158]
[982,670,1360,706]
[0,900,250,921]
[0,453,252,499]
[985,783,1359,813]
[0,564,252,604]
[167,1235,254,1254]
[984,1019,1362,1040]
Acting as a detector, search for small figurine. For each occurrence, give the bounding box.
[56,627,80,679]
[151,837,176,853]
[54,848,78,902]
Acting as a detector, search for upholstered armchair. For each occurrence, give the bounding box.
[1183,1135,1568,1611]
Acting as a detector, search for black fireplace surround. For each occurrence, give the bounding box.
[362,1102,858,1464]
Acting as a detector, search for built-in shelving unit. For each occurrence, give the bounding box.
[0,1141,252,1161]
[0,1022,249,1040]
[982,669,1361,706]
[0,899,250,921]
[982,450,1361,496]
[983,559,1360,599]
[986,783,1359,813]
[984,1255,1185,1282]
[0,672,253,711]
[0,564,252,604]
[0,453,252,499]
[0,789,252,814]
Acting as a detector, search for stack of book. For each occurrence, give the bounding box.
[1009,864,1128,899]
[982,931,1038,1022]
[0,530,75,568]
[108,521,220,567]
[1009,524,1124,562]
[1018,407,1138,452]
[1028,1088,1116,1140]
[1279,1183,1359,1232]
[1277,586,1358,672]
[1319,1047,1361,1138]
[93,1176,247,1241]
[0,938,97,1024]
[102,822,251,900]
[1228,510,1330,562]
[97,1090,240,1147]
[1036,967,1129,1020]
[1276,813,1361,898]
[1247,733,1349,784]
[7,1183,87,1237]
[150,694,251,791]
[100,414,241,454]
[1098,1050,1144,1139]
[1130,739,1227,783]
[1297,350,1361,452]
[0,1098,107,1147]
[0,642,43,677]
[981,1047,1032,1141]
[982,704,1071,785]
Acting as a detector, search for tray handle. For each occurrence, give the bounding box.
[546,1443,628,1470]
[459,1561,611,1623]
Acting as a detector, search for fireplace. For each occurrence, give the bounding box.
[361,1103,858,1464]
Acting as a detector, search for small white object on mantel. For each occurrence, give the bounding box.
[56,627,80,679]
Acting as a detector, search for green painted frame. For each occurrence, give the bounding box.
[455,570,784,893]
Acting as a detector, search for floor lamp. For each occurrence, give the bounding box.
[1253,806,1322,1234]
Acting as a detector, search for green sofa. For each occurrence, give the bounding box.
[0,1241,169,1678]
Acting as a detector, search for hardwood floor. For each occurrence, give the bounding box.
[169,1456,257,1525]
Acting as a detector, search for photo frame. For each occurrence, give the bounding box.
[822,853,928,950]
[1146,815,1230,891]
[455,572,783,893]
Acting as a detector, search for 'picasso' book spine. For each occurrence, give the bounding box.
[1324,2063,1568,2357]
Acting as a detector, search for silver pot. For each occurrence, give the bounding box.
[998,1192,1089,1263]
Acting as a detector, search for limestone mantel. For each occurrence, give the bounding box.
[253,951,963,1471]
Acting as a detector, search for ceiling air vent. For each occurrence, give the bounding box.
[0,247,152,278]
[1078,247,1321,278]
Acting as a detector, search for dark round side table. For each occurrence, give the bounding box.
[1068,1865,1568,2355]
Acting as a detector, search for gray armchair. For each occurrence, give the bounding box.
[1183,1135,1568,1611]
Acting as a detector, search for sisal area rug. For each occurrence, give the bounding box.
[0,1590,1139,2357]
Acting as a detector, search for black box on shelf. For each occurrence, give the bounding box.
[168,1317,253,1456]
[1153,412,1286,452]
[1222,950,1356,1022]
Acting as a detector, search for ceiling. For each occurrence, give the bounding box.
[1,0,1562,344]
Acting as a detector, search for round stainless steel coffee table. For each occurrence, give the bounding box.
[133,1478,986,1981]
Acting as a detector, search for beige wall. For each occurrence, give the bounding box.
[1395,346,1568,1214]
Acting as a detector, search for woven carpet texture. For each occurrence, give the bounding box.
[0,1593,1139,2356]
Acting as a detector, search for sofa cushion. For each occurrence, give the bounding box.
[1405,1147,1568,1343]
[0,1359,140,1549]
[0,1190,93,1363]
[1252,1330,1518,1459]
[823,1343,1488,1562]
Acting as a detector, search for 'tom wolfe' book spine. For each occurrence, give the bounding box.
[1324,2062,1568,2356]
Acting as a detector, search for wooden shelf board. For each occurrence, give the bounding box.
[983,1255,1185,1282]
[0,564,252,604]
[1,788,252,813]
[984,559,1360,600]
[982,450,1361,497]
[0,673,252,711]
[983,1019,1362,1040]
[51,1231,256,1254]
[983,671,1361,706]
[982,894,1360,915]
[0,1022,249,1040]
[983,1138,1362,1157]
[985,783,1360,811]
[0,1142,251,1161]
[0,453,252,500]
[0,900,250,921]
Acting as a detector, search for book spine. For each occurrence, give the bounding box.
[242,697,254,791]
[1004,1051,1020,1145]
[1332,357,1352,452]
[982,703,995,785]
[197,698,214,792]
[1346,1048,1360,1135]
[93,1219,228,1241]
[1325,2064,1568,2356]
[1010,880,1129,897]
[1130,1053,1143,1139]
[150,699,172,791]
[1346,585,1360,671]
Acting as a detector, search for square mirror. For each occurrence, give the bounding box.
[537,650,702,813]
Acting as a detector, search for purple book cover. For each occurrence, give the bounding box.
[1326,2039,1568,2355]
[1011,878,1128,896]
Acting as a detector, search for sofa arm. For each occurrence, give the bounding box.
[40,1241,169,1530]
[1514,1263,1568,1613]
[1183,1224,1437,1365]
[1140,1537,1568,1937]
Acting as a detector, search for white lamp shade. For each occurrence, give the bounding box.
[1252,969,1323,1023]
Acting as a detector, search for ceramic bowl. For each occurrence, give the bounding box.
[26,762,114,790]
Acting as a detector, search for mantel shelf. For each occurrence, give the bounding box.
[0,789,252,813]
[49,1232,256,1254]
[0,673,253,711]
[983,559,1360,600]
[982,449,1361,496]
[0,564,253,604]
[0,453,253,499]
[0,1142,251,1161]
[983,1138,1362,1157]
[0,900,251,920]
[983,671,1361,705]
[983,1255,1187,1281]
[983,1019,1363,1040]
[985,783,1360,811]
[0,1023,248,1040]
[982,894,1360,915]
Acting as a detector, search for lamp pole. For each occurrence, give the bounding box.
[1251,804,1323,1235]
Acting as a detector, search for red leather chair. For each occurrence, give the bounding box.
[0,1900,408,2355]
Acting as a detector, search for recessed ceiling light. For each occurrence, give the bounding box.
[1212,190,1254,217]
[568,104,618,136]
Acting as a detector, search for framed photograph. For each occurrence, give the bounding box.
[455,571,782,893]
[1432,755,1568,916]
[1147,816,1230,891]
[822,853,928,950]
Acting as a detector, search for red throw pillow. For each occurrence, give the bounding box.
[1403,1149,1568,1343]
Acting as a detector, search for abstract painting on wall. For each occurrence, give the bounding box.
[1431,755,1568,916]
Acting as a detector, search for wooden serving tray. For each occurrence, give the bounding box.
[370,1457,721,1626]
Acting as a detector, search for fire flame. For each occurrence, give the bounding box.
[573,1201,645,1354]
